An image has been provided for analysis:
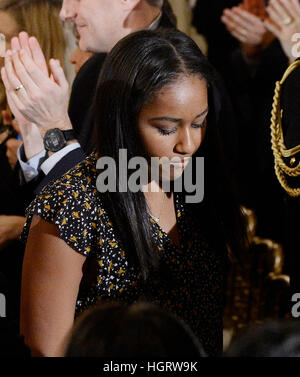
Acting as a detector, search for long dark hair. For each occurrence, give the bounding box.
[93,29,247,279]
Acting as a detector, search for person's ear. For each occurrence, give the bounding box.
[120,0,141,12]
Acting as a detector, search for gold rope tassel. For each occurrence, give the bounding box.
[270,60,300,197]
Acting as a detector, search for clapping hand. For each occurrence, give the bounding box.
[1,32,72,139]
[221,0,276,59]
[264,0,300,63]
[221,6,267,46]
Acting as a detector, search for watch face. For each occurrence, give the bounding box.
[44,129,66,152]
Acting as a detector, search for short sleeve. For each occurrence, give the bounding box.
[22,177,106,258]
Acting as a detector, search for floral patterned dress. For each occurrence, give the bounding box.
[22,152,225,356]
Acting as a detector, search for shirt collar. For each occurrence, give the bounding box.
[147,12,162,30]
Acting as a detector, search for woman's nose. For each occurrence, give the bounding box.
[174,128,198,155]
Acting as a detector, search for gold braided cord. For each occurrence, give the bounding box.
[280,144,300,158]
[270,60,300,197]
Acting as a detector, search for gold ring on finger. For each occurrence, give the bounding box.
[14,84,24,92]
[241,29,248,37]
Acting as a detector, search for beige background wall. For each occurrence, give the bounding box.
[168,0,207,55]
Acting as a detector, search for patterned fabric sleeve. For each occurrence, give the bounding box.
[21,175,106,258]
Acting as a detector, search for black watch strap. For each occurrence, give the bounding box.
[43,128,76,153]
[62,129,75,141]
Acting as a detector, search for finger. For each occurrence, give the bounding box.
[19,48,52,89]
[221,14,249,43]
[1,68,26,117]
[49,59,68,91]
[266,3,286,26]
[269,0,293,21]
[1,65,12,91]
[288,0,300,16]
[264,19,281,38]
[4,50,28,102]
[230,29,249,43]
[28,36,48,76]
[4,50,21,87]
[232,7,264,25]
[11,49,39,95]
[18,31,33,59]
[221,14,237,31]
[10,37,21,51]
[223,9,252,30]
[221,14,250,41]
[222,13,256,41]
[278,0,295,18]
[221,12,238,27]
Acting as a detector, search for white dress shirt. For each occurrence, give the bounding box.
[18,142,80,182]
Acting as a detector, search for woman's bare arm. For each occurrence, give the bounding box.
[20,215,86,357]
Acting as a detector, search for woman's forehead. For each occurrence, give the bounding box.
[143,75,208,110]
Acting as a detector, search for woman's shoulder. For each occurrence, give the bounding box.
[43,152,100,199]
[23,152,108,257]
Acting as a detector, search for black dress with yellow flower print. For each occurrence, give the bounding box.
[22,152,225,356]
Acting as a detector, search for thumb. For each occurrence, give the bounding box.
[49,59,68,91]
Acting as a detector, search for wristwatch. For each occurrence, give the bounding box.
[43,128,75,153]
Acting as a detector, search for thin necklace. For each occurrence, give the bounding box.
[149,189,166,223]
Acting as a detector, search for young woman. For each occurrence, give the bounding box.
[20,29,247,357]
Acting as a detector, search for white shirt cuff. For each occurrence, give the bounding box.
[40,142,81,175]
[17,144,46,183]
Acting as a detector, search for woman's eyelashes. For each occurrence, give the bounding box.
[157,127,177,136]
[157,120,206,136]
[191,121,206,129]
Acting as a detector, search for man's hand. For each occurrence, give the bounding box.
[221,7,267,46]
[265,0,300,63]
[0,215,26,251]
[12,31,49,76]
[1,32,72,138]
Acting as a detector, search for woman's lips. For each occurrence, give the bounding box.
[169,160,189,169]
[171,157,190,164]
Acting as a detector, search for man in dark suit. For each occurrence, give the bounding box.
[6,0,237,203]
[12,0,176,198]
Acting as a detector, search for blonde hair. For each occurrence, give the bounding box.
[0,0,65,64]
[0,0,69,121]
[270,60,300,197]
